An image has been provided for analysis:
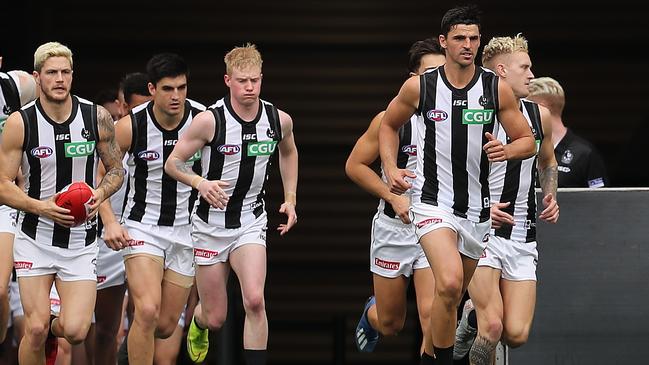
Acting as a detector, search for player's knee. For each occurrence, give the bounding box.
[25,322,49,345]
[242,292,265,315]
[62,321,90,345]
[204,312,226,331]
[155,323,176,339]
[377,317,405,336]
[134,302,160,327]
[435,276,463,304]
[503,326,530,348]
[482,317,504,342]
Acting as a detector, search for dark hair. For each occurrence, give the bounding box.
[146,53,188,85]
[119,72,150,104]
[94,88,118,105]
[408,37,445,73]
[440,4,482,36]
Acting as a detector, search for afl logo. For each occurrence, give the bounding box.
[426,109,448,122]
[218,144,241,155]
[31,146,53,158]
[137,150,160,161]
[401,145,417,156]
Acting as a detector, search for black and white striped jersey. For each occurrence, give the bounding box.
[18,96,100,248]
[1,72,21,130]
[377,115,419,220]
[123,99,205,226]
[490,99,543,242]
[195,94,282,229]
[412,66,501,223]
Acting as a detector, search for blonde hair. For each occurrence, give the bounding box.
[528,77,565,115]
[224,43,263,75]
[34,42,73,72]
[481,33,528,69]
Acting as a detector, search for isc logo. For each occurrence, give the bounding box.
[64,141,95,157]
[248,141,277,156]
[462,109,494,125]
[242,133,257,141]
[453,100,468,106]
[218,144,241,155]
[164,140,178,146]
[55,133,70,141]
[137,150,160,161]
[426,109,448,122]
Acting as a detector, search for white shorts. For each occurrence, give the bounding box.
[410,203,490,260]
[192,212,267,266]
[370,213,428,278]
[96,238,126,290]
[478,236,538,281]
[122,220,194,277]
[13,231,98,281]
[0,205,17,234]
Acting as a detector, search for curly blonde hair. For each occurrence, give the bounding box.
[224,43,263,75]
[34,42,73,72]
[481,33,528,69]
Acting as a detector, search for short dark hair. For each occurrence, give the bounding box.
[119,72,150,105]
[146,53,188,85]
[440,4,482,36]
[408,37,445,73]
[94,88,118,106]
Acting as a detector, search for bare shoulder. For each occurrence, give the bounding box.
[1,112,25,150]
[278,109,293,129]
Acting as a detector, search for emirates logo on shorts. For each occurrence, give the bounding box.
[14,261,33,270]
[125,239,144,247]
[50,298,61,306]
[375,258,400,271]
[415,217,443,228]
[194,248,219,258]
[97,276,107,283]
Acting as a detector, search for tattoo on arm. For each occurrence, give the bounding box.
[95,107,125,200]
[538,165,558,197]
[173,158,194,176]
[469,335,498,365]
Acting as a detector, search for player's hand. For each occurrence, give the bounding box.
[483,132,507,162]
[490,202,514,229]
[388,194,411,224]
[40,194,75,227]
[197,179,229,210]
[384,167,415,195]
[103,221,132,251]
[539,193,559,223]
[87,186,103,220]
[277,202,297,235]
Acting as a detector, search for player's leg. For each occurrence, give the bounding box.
[370,274,409,336]
[500,280,536,348]
[412,266,434,355]
[466,266,502,364]
[156,238,193,339]
[153,323,183,365]
[94,284,126,365]
[124,255,163,365]
[17,275,55,365]
[54,279,96,345]
[0,231,14,343]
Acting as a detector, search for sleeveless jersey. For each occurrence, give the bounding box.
[412,66,501,223]
[19,96,100,248]
[490,99,543,242]
[195,94,282,229]
[123,99,205,226]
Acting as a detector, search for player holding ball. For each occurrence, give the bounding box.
[0,42,124,365]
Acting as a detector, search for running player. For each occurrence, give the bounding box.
[348,37,445,354]
[378,6,536,364]
[164,43,298,365]
[0,41,125,365]
[453,34,559,364]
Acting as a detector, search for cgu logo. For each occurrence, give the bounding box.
[31,146,53,158]
[187,150,202,162]
[426,109,448,122]
[248,141,277,156]
[137,150,160,161]
[218,144,241,155]
[65,141,95,158]
[462,109,494,125]
[401,144,417,156]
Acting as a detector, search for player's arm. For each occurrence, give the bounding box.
[276,109,298,235]
[9,70,38,106]
[164,110,228,209]
[345,111,410,223]
[0,112,74,226]
[97,113,133,250]
[89,106,125,216]
[379,76,419,194]
[536,105,559,223]
[487,81,535,161]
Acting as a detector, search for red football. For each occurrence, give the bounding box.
[55,182,94,227]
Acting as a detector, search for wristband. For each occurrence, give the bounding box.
[284,191,296,205]
[191,175,205,189]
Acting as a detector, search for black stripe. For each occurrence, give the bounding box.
[0,73,21,113]
[197,107,226,223]
[421,72,440,206]
[225,123,258,228]
[20,107,40,239]
[81,103,98,246]
[128,111,149,222]
[384,122,412,218]
[450,91,469,217]
[525,159,537,242]
[494,159,521,239]
[52,119,73,248]
[158,129,179,226]
[522,100,544,142]
[265,104,283,142]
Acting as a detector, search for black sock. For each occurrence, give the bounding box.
[468,309,477,329]
[243,349,266,365]
[420,351,434,364]
[193,316,206,330]
[433,346,453,365]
